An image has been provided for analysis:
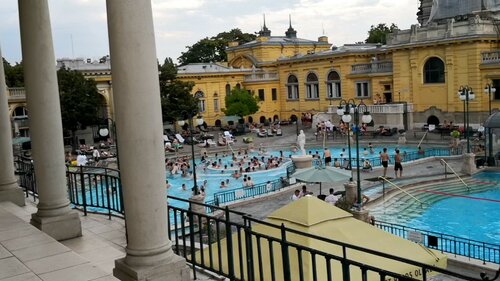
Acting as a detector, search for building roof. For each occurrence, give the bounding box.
[227,36,330,51]
[276,43,387,63]
[177,63,254,75]
[56,58,111,72]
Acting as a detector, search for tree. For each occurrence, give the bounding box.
[365,23,398,44]
[222,88,259,118]
[2,58,24,87]
[58,66,101,151]
[158,58,198,123]
[178,28,256,65]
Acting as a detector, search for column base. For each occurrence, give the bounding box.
[291,155,313,169]
[114,253,190,281]
[30,210,82,241]
[351,208,370,223]
[343,181,356,207]
[0,187,25,206]
[461,153,477,175]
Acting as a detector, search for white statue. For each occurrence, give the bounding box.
[297,130,306,155]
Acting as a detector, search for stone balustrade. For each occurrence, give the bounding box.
[351,61,393,74]
[7,87,26,101]
[481,51,500,64]
[244,72,279,82]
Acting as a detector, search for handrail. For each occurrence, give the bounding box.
[440,158,470,191]
[417,130,428,148]
[378,176,425,207]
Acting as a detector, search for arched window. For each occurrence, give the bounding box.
[225,84,231,96]
[286,75,299,100]
[305,73,319,99]
[12,106,28,118]
[327,71,341,99]
[194,91,205,112]
[235,83,241,90]
[424,57,445,84]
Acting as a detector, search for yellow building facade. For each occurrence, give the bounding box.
[177,7,500,129]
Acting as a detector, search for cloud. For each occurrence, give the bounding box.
[0,0,419,64]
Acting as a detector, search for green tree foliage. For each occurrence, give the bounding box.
[57,66,101,150]
[2,58,24,87]
[365,23,398,44]
[158,58,198,122]
[178,28,256,65]
[222,88,259,118]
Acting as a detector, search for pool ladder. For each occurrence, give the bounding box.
[439,159,470,192]
[378,176,425,207]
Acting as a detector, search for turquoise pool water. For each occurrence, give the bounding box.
[372,171,500,246]
[166,144,423,200]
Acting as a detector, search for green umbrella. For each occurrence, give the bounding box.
[292,166,352,195]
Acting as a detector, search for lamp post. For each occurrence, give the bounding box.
[458,86,475,154]
[178,111,203,195]
[337,99,372,209]
[98,118,119,169]
[484,84,496,165]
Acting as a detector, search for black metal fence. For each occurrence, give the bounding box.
[207,164,296,207]
[374,221,500,265]
[168,195,495,281]
[13,156,499,280]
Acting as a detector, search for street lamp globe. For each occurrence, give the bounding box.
[342,114,352,123]
[336,106,344,116]
[362,112,372,124]
[177,120,186,126]
[484,86,496,94]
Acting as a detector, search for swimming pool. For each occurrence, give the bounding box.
[369,171,500,246]
[166,144,449,201]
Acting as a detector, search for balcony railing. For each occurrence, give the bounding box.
[243,72,278,82]
[7,87,26,101]
[366,103,413,114]
[481,51,500,65]
[351,61,393,74]
[327,103,413,114]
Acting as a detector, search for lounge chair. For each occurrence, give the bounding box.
[175,134,185,144]
[207,139,217,146]
[267,128,274,137]
[276,128,282,136]
[257,129,267,138]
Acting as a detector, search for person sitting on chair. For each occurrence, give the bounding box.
[362,159,373,171]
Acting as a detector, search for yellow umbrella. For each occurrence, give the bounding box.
[195,197,447,281]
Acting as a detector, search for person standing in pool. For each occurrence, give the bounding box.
[380,148,390,178]
[394,149,403,178]
[324,148,332,166]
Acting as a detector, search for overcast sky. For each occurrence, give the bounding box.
[0,0,419,64]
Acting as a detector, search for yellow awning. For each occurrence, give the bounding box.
[195,197,447,281]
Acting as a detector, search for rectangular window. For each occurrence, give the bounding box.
[199,100,206,112]
[258,89,265,101]
[355,81,371,98]
[272,88,277,100]
[493,79,500,100]
[328,82,341,98]
[213,99,219,112]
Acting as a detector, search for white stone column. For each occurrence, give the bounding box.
[106,1,189,280]
[0,46,25,206]
[18,0,81,240]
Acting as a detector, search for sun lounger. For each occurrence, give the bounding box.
[267,128,274,137]
[276,128,282,136]
[175,134,185,144]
